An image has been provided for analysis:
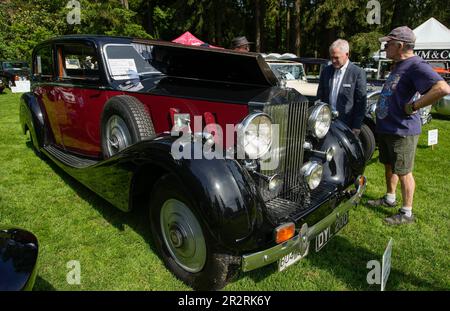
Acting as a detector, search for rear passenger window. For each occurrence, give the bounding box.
[35,45,54,79]
[58,43,99,80]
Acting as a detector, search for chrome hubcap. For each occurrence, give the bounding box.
[160,199,206,273]
[106,115,131,156]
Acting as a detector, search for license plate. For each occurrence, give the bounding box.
[278,250,304,272]
[315,211,349,252]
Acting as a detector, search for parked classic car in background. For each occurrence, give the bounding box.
[0,226,39,291]
[20,35,367,290]
[263,53,329,102]
[434,94,450,116]
[0,60,30,93]
[264,54,376,164]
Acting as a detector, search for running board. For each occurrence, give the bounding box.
[44,145,99,168]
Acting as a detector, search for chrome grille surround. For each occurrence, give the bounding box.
[258,95,309,209]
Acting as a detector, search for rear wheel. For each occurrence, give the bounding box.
[149,174,239,290]
[359,123,376,163]
[101,95,155,158]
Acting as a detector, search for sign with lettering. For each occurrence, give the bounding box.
[428,129,438,146]
[415,50,450,61]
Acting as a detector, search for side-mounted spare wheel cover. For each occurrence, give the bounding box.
[101,95,155,158]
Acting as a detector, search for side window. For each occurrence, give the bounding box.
[57,43,100,81]
[34,45,54,81]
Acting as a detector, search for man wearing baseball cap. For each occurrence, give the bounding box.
[367,26,450,225]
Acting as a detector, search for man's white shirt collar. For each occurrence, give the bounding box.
[337,59,350,72]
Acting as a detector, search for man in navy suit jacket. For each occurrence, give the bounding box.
[317,39,367,136]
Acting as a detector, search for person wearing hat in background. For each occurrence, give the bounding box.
[367,26,450,225]
[231,36,252,52]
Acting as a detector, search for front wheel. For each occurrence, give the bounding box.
[149,174,239,290]
[359,123,376,163]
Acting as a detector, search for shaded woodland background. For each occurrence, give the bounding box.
[1,0,449,62]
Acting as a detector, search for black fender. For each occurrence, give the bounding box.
[126,135,269,253]
[49,134,268,254]
[20,92,47,149]
[0,226,39,291]
[307,120,365,191]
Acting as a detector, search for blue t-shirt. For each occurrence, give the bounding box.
[376,56,443,136]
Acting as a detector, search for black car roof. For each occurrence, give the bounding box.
[39,34,134,46]
[32,34,279,88]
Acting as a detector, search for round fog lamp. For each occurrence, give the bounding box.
[301,161,323,190]
[268,174,283,192]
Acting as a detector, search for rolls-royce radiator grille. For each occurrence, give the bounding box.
[259,100,309,205]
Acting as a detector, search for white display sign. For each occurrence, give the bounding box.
[381,238,393,291]
[11,81,30,93]
[108,59,138,80]
[428,129,438,146]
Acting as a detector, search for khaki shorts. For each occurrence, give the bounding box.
[378,134,419,175]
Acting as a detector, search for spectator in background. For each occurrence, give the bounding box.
[231,36,252,52]
[317,39,367,137]
[367,26,450,225]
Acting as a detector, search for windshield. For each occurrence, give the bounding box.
[268,63,305,81]
[104,44,161,80]
[3,62,29,70]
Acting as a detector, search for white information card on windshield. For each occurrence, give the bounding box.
[109,59,138,80]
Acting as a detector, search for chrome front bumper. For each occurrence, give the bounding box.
[241,175,367,272]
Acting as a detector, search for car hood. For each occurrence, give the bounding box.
[133,40,278,88]
[286,80,318,97]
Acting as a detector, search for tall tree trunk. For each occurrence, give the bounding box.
[255,0,261,52]
[286,5,291,52]
[144,0,154,36]
[214,0,222,45]
[275,1,281,51]
[120,0,129,10]
[390,0,409,29]
[294,0,301,56]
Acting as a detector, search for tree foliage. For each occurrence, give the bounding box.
[1,0,449,62]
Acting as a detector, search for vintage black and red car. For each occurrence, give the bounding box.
[0,60,30,93]
[20,35,367,290]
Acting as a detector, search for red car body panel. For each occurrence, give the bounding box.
[37,86,249,157]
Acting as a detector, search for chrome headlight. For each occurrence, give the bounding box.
[239,113,272,159]
[301,161,323,190]
[308,103,332,139]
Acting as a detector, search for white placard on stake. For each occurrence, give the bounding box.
[381,238,393,291]
[11,81,30,93]
[428,129,438,146]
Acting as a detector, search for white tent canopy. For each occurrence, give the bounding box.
[413,17,450,49]
[375,17,450,61]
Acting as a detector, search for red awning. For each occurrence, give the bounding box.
[172,31,223,49]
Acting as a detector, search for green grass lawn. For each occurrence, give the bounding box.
[0,90,449,291]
